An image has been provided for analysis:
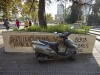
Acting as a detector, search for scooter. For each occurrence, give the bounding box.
[32,26,77,62]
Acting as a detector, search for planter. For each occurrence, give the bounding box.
[2,31,96,53]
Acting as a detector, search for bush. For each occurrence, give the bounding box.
[13,27,19,31]
[13,25,92,34]
[27,25,42,32]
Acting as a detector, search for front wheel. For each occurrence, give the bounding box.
[70,51,76,61]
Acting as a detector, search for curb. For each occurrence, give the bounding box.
[89,32,100,41]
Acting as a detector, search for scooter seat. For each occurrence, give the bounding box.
[48,42,59,47]
[39,40,59,53]
[39,40,49,45]
[48,42,59,53]
[39,40,58,46]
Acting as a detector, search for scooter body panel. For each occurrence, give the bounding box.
[32,43,57,56]
[32,30,77,62]
[32,42,76,59]
[65,38,77,49]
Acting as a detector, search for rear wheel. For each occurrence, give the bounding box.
[70,51,76,61]
[34,51,38,57]
[36,53,47,63]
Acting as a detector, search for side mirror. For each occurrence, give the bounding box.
[70,26,74,29]
[54,32,58,34]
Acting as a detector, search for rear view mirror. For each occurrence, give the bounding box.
[70,26,74,29]
[54,32,57,34]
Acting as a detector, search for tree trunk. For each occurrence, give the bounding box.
[38,0,47,28]
[70,0,83,23]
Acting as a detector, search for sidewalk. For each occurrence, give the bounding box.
[0,29,100,75]
[0,22,24,29]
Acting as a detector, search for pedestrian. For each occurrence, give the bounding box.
[24,19,29,28]
[3,19,10,30]
[36,21,39,25]
[15,19,20,29]
[29,20,32,26]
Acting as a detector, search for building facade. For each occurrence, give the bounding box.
[57,4,64,15]
[55,4,64,23]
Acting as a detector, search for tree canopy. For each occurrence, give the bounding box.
[0,0,99,27]
[46,13,53,23]
[87,0,100,25]
[0,0,22,19]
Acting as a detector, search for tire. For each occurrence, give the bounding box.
[34,51,38,57]
[36,53,47,63]
[70,51,76,61]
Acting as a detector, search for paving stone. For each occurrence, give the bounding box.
[0,51,100,75]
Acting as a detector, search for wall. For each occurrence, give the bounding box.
[2,31,96,53]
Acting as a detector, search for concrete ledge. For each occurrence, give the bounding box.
[2,31,96,53]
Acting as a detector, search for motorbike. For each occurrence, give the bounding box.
[32,26,77,62]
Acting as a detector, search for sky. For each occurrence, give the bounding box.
[45,1,72,18]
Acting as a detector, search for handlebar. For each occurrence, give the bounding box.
[59,32,71,39]
[56,26,74,39]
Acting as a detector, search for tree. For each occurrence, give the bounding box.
[0,0,11,18]
[92,0,100,16]
[0,0,22,19]
[29,0,94,28]
[46,13,53,23]
[70,0,83,23]
[87,0,100,25]
[57,0,94,24]
[10,0,22,19]
[63,6,71,23]
[29,0,53,28]
[23,0,38,21]
[70,5,83,23]
[38,0,47,28]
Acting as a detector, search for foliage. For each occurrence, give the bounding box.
[70,6,83,23]
[0,0,38,20]
[13,25,92,34]
[46,13,54,23]
[92,0,100,16]
[87,14,100,26]
[63,6,71,23]
[13,27,19,31]
[13,27,28,31]
[70,25,92,34]
[87,0,100,25]
[0,0,22,19]
[27,25,42,32]
[22,0,38,20]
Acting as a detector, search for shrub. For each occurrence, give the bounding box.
[13,27,19,31]
[13,25,92,34]
[27,25,41,32]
